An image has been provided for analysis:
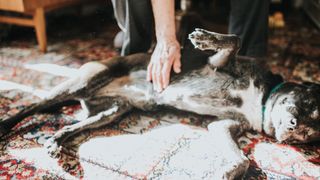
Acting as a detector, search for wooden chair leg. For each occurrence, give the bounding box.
[34,8,47,52]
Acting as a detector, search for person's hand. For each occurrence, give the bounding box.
[147,38,181,92]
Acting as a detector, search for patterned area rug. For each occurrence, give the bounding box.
[1,11,320,179]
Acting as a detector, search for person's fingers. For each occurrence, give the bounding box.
[162,59,173,89]
[152,64,158,91]
[146,63,152,81]
[156,61,163,92]
[173,55,181,73]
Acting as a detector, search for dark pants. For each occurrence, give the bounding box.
[111,0,154,55]
[229,0,270,57]
[112,0,270,57]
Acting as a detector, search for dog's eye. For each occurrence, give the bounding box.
[290,119,297,126]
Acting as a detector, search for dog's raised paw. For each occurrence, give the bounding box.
[188,28,218,51]
[189,28,239,52]
[45,137,62,159]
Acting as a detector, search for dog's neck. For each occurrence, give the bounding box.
[261,83,284,136]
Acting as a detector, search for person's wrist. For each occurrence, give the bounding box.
[157,36,180,48]
[156,30,177,41]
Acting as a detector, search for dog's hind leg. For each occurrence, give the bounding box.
[188,28,240,69]
[0,67,100,138]
[0,53,151,138]
[45,99,132,158]
[0,60,109,138]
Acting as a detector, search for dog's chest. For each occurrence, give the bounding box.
[228,80,264,131]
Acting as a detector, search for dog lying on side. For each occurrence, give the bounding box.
[1,29,319,179]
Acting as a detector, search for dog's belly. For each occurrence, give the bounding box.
[96,67,240,117]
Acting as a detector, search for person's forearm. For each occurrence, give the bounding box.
[151,0,176,40]
[148,0,181,92]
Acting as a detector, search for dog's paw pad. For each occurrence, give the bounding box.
[189,30,214,50]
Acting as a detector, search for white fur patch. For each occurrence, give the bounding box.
[70,62,106,93]
[265,95,296,141]
[207,120,249,169]
[229,79,264,131]
[208,49,232,68]
[75,100,91,121]
[45,62,106,99]
[102,106,119,116]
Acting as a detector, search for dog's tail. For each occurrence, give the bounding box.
[0,92,77,138]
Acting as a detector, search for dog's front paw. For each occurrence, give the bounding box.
[188,28,218,51]
[45,137,62,159]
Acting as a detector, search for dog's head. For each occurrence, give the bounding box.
[264,82,320,144]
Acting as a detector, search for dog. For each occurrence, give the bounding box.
[1,29,319,179]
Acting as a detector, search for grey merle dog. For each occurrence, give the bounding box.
[0,29,319,178]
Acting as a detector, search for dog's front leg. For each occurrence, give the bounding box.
[45,100,132,158]
[207,120,249,179]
